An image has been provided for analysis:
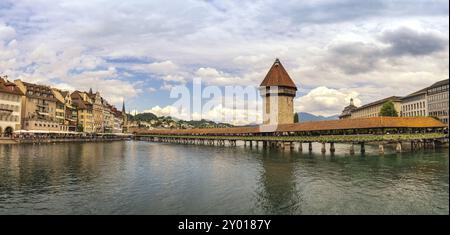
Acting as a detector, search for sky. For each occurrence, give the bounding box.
[0,0,448,125]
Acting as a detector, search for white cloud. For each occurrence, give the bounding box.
[0,0,448,113]
[295,86,362,116]
[131,60,179,75]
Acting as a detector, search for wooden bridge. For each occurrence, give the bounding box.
[132,116,448,154]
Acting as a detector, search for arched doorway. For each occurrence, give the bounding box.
[4,126,13,137]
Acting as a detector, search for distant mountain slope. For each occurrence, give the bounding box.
[298,112,339,122]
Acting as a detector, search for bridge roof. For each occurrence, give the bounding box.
[132,116,447,135]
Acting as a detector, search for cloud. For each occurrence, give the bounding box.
[381,27,448,56]
[0,0,448,114]
[295,86,361,116]
[0,22,15,42]
[131,60,179,75]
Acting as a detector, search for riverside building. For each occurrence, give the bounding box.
[0,77,23,136]
[401,88,427,117]
[349,96,402,119]
[427,79,449,124]
[14,80,62,131]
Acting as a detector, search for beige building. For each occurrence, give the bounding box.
[60,91,78,131]
[401,88,427,117]
[88,90,104,133]
[71,91,94,133]
[51,88,69,131]
[102,99,114,133]
[350,96,402,119]
[14,80,60,131]
[427,79,449,124]
[0,77,23,136]
[260,59,297,125]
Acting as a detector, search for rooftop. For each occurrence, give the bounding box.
[132,116,446,135]
[354,96,402,111]
[0,78,24,96]
[260,59,297,89]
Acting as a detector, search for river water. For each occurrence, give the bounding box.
[0,141,448,214]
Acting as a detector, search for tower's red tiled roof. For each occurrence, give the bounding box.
[260,58,297,89]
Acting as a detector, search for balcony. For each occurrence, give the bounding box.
[0,108,13,115]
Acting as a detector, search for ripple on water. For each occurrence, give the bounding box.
[0,142,448,214]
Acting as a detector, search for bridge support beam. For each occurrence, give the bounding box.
[330,142,335,154]
[308,142,313,152]
[298,142,303,152]
[360,142,365,154]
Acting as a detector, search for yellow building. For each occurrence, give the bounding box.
[259,59,297,125]
[350,96,402,119]
[71,91,94,133]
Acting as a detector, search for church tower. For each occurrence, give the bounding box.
[122,99,128,133]
[260,59,298,125]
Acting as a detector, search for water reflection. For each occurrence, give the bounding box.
[0,142,448,214]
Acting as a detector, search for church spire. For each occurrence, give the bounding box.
[122,99,126,114]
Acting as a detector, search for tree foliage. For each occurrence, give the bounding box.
[293,113,299,123]
[379,101,398,117]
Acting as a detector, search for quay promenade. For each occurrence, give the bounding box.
[132,116,448,154]
[2,130,132,144]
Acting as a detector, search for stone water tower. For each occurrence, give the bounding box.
[260,59,298,125]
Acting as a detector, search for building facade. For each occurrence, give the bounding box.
[88,90,104,133]
[401,88,427,117]
[71,91,94,133]
[350,96,402,119]
[0,77,23,136]
[339,98,357,119]
[259,59,297,125]
[14,80,61,131]
[427,79,449,124]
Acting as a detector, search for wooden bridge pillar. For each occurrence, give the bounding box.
[308,142,313,152]
[321,142,326,153]
[298,142,303,152]
[360,142,365,154]
[250,140,253,148]
[330,142,335,153]
[396,142,402,153]
[349,143,355,155]
[378,144,384,154]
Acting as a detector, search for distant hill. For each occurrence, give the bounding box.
[298,112,339,122]
[128,112,157,122]
[128,112,234,128]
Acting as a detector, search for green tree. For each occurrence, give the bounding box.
[293,113,299,123]
[77,124,84,132]
[379,101,398,117]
